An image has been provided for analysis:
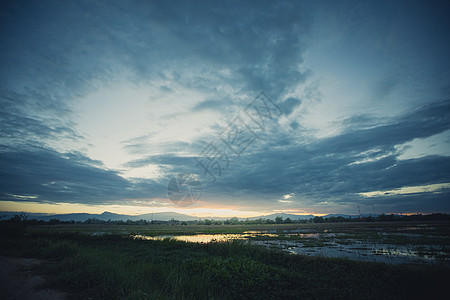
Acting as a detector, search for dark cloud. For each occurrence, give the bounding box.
[194,100,450,212]
[280,97,302,115]
[0,0,309,98]
[312,99,450,154]
[0,109,81,148]
[0,146,165,204]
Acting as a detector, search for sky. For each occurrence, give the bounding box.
[1,0,449,217]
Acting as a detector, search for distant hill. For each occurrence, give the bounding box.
[133,212,198,222]
[247,213,315,220]
[324,214,379,218]
[0,211,196,222]
[0,211,52,220]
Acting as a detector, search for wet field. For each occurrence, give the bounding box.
[4,220,449,298]
[132,221,450,266]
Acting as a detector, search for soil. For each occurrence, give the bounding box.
[0,256,67,300]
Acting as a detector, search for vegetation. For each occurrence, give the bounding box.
[2,212,449,226]
[1,219,449,299]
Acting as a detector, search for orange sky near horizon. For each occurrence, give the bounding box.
[0,200,332,218]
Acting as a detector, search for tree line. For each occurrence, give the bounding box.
[1,212,449,226]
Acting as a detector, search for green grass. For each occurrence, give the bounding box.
[1,228,449,299]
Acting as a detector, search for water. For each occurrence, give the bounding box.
[133,234,244,243]
[258,240,448,265]
[132,228,450,266]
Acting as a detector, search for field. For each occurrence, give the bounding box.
[1,221,449,299]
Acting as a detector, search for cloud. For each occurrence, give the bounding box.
[191,99,227,113]
[0,109,82,149]
[311,99,450,155]
[1,0,449,214]
[371,76,399,101]
[279,97,302,115]
[192,100,450,212]
[283,193,295,200]
[278,200,292,203]
[359,183,450,197]
[0,146,165,204]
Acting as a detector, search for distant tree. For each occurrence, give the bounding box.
[168,218,180,225]
[313,216,324,223]
[275,216,283,224]
[11,212,28,223]
[229,217,239,225]
[84,218,105,224]
[325,216,334,223]
[49,218,60,225]
[283,217,292,224]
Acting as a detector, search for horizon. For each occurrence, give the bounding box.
[0,207,440,220]
[1,1,450,218]
[0,203,328,218]
[0,206,440,219]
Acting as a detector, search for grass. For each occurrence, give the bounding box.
[1,226,449,299]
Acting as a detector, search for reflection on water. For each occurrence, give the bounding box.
[134,234,245,243]
[132,229,449,266]
[280,242,449,266]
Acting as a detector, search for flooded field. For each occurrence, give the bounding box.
[5,220,450,299]
[132,222,450,266]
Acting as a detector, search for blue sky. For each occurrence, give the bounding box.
[1,0,449,217]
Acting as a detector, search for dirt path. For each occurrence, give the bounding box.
[0,256,67,300]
